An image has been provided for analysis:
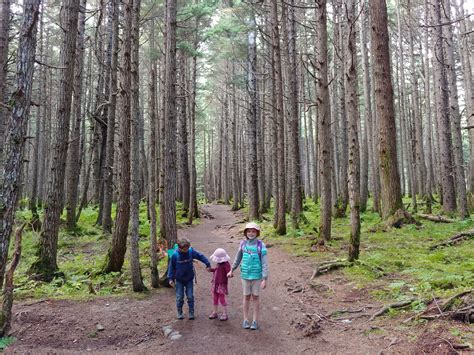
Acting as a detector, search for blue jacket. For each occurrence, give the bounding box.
[167,248,211,282]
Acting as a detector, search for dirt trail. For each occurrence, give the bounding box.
[6,205,460,354]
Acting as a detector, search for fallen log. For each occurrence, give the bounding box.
[310,260,352,279]
[429,231,474,250]
[417,213,456,223]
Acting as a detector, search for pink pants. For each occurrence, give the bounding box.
[213,292,227,306]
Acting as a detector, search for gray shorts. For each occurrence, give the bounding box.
[242,279,261,296]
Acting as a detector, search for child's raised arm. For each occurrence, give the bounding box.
[191,249,211,268]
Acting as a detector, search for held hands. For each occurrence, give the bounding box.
[261,279,267,289]
[227,271,233,278]
[206,267,214,272]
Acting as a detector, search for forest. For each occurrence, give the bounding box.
[0,0,472,352]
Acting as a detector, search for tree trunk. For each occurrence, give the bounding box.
[432,0,456,213]
[315,0,332,240]
[443,0,468,218]
[0,0,41,289]
[102,0,119,233]
[129,0,145,292]
[370,0,403,219]
[161,0,178,246]
[65,0,87,230]
[345,0,361,261]
[31,0,79,280]
[270,0,286,235]
[247,16,260,221]
[0,0,10,166]
[103,0,133,273]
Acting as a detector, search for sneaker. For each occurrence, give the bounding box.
[208,312,218,319]
[242,319,250,329]
[189,310,195,320]
[250,320,258,330]
[219,313,228,321]
[177,310,184,320]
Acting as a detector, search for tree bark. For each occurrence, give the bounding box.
[315,0,332,240]
[65,0,87,230]
[31,0,79,280]
[431,0,456,213]
[129,0,145,292]
[271,0,286,235]
[0,0,10,166]
[0,0,41,289]
[103,0,133,273]
[345,0,361,261]
[247,16,260,221]
[102,0,119,233]
[161,0,178,246]
[370,0,403,219]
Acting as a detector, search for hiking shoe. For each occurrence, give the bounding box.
[177,310,184,320]
[242,319,250,329]
[250,321,258,330]
[219,313,228,321]
[189,310,195,320]
[208,312,218,319]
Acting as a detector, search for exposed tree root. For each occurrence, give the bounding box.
[311,260,386,279]
[310,260,352,279]
[417,213,456,223]
[429,231,474,250]
[385,209,419,228]
[368,298,418,321]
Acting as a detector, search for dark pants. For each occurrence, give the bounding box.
[176,279,194,311]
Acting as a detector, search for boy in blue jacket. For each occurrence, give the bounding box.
[167,237,212,319]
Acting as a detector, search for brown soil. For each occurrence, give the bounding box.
[6,205,472,354]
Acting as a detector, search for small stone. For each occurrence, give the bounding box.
[341,319,352,323]
[105,303,110,307]
[170,334,182,341]
[164,328,173,337]
[96,324,105,331]
[272,307,280,311]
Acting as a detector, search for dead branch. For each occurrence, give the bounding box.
[0,222,26,337]
[417,213,456,223]
[429,231,474,250]
[369,298,417,321]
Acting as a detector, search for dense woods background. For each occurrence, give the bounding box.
[0,0,473,341]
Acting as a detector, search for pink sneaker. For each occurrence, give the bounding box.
[208,312,218,319]
[219,313,228,321]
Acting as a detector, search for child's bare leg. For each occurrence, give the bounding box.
[252,295,260,322]
[243,295,251,320]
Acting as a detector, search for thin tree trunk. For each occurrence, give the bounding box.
[66,0,87,230]
[247,16,260,221]
[102,0,119,232]
[271,0,286,235]
[148,18,159,288]
[103,0,133,273]
[0,0,10,166]
[345,0,361,261]
[315,0,332,240]
[129,0,145,292]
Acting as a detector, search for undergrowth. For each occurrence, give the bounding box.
[259,197,474,303]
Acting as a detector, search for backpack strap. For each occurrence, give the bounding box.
[241,240,263,263]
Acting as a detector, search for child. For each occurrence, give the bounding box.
[208,248,231,321]
[167,237,212,320]
[227,222,268,330]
